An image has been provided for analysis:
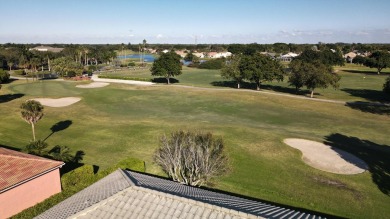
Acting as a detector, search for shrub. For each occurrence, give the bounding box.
[128,62,136,67]
[98,157,146,176]
[66,71,77,77]
[88,65,98,71]
[61,165,96,191]
[14,69,26,75]
[154,130,229,186]
[384,76,390,95]
[198,58,225,69]
[0,69,10,83]
[25,139,48,156]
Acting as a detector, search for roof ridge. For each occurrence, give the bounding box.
[0,153,63,164]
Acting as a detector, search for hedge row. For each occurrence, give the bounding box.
[11,157,145,219]
[98,75,152,82]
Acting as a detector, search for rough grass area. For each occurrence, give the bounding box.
[1,76,389,218]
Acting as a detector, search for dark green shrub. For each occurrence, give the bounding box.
[61,165,95,191]
[0,69,10,83]
[198,58,225,69]
[384,76,390,95]
[66,71,77,77]
[88,65,97,71]
[14,69,25,75]
[25,140,48,156]
[128,62,136,67]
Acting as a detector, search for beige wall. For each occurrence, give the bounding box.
[0,169,61,219]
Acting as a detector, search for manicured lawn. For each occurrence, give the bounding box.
[0,77,389,218]
[99,65,390,102]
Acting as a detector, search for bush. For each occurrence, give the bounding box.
[198,58,225,69]
[384,76,390,95]
[0,69,10,83]
[66,71,77,77]
[14,69,26,75]
[26,140,48,156]
[128,62,136,67]
[88,65,98,71]
[98,157,146,176]
[154,130,229,186]
[61,165,95,191]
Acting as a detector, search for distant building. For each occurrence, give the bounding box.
[36,169,323,219]
[0,148,64,219]
[192,52,205,58]
[29,46,64,53]
[279,52,299,62]
[175,50,187,58]
[344,52,357,63]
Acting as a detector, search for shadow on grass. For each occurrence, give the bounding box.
[325,133,390,196]
[342,88,389,103]
[345,102,390,115]
[59,150,88,175]
[152,77,179,84]
[341,69,390,75]
[44,120,73,141]
[211,80,318,96]
[0,93,24,103]
[0,144,21,151]
[211,81,255,89]
[125,170,343,219]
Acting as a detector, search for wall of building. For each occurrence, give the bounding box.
[0,169,61,219]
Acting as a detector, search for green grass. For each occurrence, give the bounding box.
[99,65,390,102]
[1,76,389,218]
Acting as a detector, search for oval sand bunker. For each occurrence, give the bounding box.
[76,82,109,88]
[284,138,367,174]
[31,97,81,107]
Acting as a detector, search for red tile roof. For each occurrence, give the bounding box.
[0,147,64,192]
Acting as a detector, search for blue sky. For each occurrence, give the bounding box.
[1,0,389,44]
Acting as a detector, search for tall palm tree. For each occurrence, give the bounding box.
[21,100,44,141]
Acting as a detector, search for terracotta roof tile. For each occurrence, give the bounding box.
[0,147,64,192]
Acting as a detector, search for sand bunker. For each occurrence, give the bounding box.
[76,82,109,88]
[31,97,81,107]
[284,138,367,174]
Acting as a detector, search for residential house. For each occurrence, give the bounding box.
[0,147,64,219]
[192,52,205,58]
[36,169,324,219]
[279,52,299,62]
[175,50,187,58]
[206,52,218,58]
[344,52,357,63]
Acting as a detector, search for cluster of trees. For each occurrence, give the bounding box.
[0,44,118,77]
[288,50,341,98]
[221,54,284,90]
[353,51,390,74]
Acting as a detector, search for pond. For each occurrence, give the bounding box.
[117,54,156,62]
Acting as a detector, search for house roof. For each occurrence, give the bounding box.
[0,147,64,193]
[30,46,64,53]
[36,170,323,219]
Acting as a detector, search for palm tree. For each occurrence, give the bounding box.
[20,100,44,141]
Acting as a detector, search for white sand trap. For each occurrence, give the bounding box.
[76,82,109,88]
[31,97,81,107]
[284,138,367,174]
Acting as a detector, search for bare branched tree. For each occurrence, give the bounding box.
[154,130,229,186]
